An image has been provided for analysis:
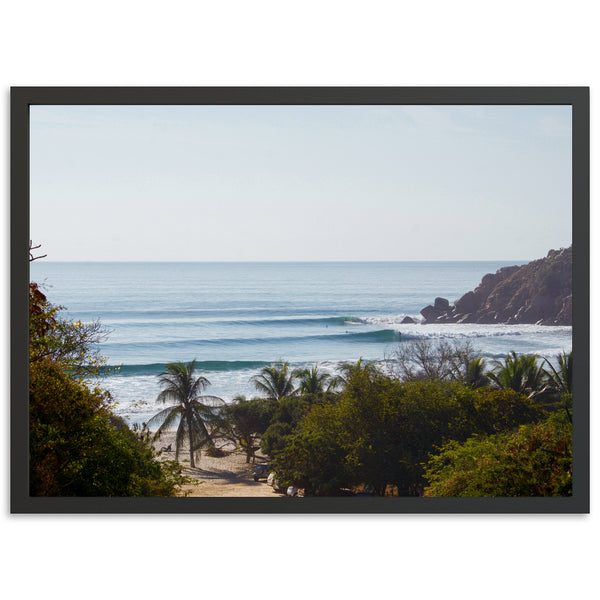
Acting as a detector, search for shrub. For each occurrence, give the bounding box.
[423,418,572,497]
[273,369,543,496]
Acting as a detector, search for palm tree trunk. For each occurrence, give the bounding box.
[189,432,196,468]
[245,435,252,463]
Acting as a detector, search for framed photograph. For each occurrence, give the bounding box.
[11,87,589,513]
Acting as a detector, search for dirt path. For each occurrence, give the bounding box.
[153,435,283,497]
[177,460,282,497]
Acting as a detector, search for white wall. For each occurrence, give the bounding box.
[2,2,596,599]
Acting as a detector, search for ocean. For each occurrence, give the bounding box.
[30,261,572,425]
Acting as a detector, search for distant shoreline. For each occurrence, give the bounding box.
[31,259,533,265]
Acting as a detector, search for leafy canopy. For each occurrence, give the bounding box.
[273,366,543,496]
[29,283,183,496]
[423,417,572,497]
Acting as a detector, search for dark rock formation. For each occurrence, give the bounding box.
[419,247,572,326]
[420,304,442,322]
[400,316,416,324]
[434,297,450,312]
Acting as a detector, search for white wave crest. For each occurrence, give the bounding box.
[354,316,571,340]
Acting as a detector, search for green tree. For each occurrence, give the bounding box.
[29,282,182,496]
[487,351,548,399]
[543,351,573,421]
[251,360,298,401]
[222,396,275,462]
[259,395,312,456]
[274,373,542,496]
[423,419,572,497]
[260,421,295,457]
[543,351,572,396]
[293,363,336,394]
[335,358,379,391]
[273,431,349,495]
[30,282,107,377]
[464,357,489,388]
[148,360,225,468]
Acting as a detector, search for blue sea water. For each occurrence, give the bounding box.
[30,261,572,424]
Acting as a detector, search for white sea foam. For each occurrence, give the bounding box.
[356,316,572,340]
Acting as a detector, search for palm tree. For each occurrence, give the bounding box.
[464,357,489,388]
[293,363,335,395]
[147,360,224,468]
[250,360,297,401]
[543,351,573,422]
[335,358,379,389]
[487,351,547,400]
[543,351,572,395]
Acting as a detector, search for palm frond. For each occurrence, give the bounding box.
[543,351,572,395]
[336,359,379,387]
[193,395,226,407]
[294,363,332,394]
[156,388,186,405]
[147,405,182,435]
[187,411,212,451]
[465,357,488,388]
[487,351,547,399]
[250,360,297,400]
[190,375,211,396]
[326,375,344,392]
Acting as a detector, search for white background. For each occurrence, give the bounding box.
[1,2,597,599]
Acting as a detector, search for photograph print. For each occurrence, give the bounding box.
[14,88,589,512]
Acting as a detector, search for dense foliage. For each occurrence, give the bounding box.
[205,345,573,498]
[29,283,185,496]
[272,369,544,496]
[221,396,275,462]
[29,282,106,374]
[260,392,337,456]
[423,416,572,497]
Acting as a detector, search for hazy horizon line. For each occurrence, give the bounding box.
[32,258,534,264]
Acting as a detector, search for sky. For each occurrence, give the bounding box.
[29,104,572,262]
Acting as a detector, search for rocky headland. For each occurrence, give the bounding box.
[419,247,572,326]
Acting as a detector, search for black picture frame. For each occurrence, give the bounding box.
[11,86,590,514]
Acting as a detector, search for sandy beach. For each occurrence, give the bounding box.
[150,432,282,497]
